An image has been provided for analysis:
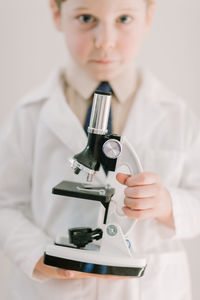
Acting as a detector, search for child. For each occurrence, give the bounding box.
[0,0,200,299]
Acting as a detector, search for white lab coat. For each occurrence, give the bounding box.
[0,68,200,300]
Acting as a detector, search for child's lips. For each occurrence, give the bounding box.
[92,59,116,65]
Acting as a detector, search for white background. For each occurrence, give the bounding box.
[0,0,200,299]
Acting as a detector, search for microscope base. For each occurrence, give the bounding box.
[44,244,146,277]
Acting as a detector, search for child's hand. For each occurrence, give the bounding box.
[34,256,126,279]
[34,256,72,279]
[116,172,174,229]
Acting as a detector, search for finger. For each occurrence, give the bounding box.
[57,269,72,279]
[124,184,159,198]
[124,197,156,210]
[116,173,131,185]
[83,273,127,279]
[122,206,155,220]
[43,266,68,279]
[93,274,127,279]
[126,172,161,187]
[66,271,90,279]
[65,270,77,279]
[65,271,125,280]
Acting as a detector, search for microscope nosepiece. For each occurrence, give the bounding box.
[69,158,96,182]
[74,167,81,175]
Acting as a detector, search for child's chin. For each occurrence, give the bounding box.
[89,69,119,82]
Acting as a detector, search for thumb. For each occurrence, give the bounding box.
[116,172,130,185]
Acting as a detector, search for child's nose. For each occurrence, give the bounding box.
[94,24,116,50]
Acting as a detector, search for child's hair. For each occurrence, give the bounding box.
[55,0,152,10]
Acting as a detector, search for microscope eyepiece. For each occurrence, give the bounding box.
[88,91,111,135]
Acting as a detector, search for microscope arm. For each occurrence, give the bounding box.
[108,136,144,237]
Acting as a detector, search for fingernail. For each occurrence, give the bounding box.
[65,270,74,278]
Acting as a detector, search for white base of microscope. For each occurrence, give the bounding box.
[44,243,146,277]
[44,223,147,277]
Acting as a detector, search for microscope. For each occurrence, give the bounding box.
[44,89,147,277]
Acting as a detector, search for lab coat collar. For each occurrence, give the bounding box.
[64,57,137,103]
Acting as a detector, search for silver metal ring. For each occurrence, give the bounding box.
[87,127,107,135]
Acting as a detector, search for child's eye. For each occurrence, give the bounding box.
[77,14,96,24]
[117,15,133,24]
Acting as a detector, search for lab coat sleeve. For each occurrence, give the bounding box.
[0,105,53,282]
[166,111,200,240]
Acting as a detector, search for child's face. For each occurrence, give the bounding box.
[51,0,155,81]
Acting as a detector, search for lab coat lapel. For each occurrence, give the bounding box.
[40,71,107,184]
[42,87,87,154]
[122,69,170,147]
